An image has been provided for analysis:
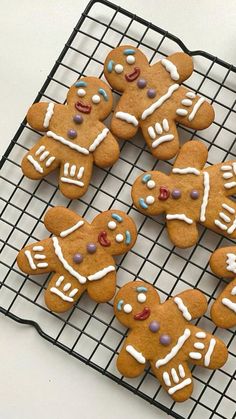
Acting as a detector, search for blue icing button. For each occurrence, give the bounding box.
[112,213,123,222]
[139,198,148,209]
[125,230,131,245]
[142,174,151,184]
[107,60,114,73]
[123,49,135,55]
[75,80,87,87]
[117,299,124,311]
[98,88,108,101]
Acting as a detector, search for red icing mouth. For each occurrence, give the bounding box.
[75,101,92,114]
[158,186,170,201]
[134,307,151,320]
[98,231,111,247]
[125,67,141,82]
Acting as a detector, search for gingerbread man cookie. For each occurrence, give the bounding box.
[210,246,236,328]
[132,140,236,248]
[17,207,137,312]
[114,281,228,402]
[22,77,119,199]
[104,45,214,160]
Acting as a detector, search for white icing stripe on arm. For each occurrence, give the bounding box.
[46,156,56,167]
[163,372,171,386]
[152,134,174,149]
[231,286,236,295]
[227,218,236,234]
[126,345,146,364]
[60,220,84,238]
[43,103,54,128]
[47,131,89,155]
[27,155,43,173]
[50,287,74,302]
[222,203,235,214]
[222,298,236,313]
[172,167,200,175]
[174,297,192,321]
[35,145,45,156]
[142,84,179,120]
[204,338,216,366]
[195,331,206,339]
[200,171,210,222]
[87,265,115,281]
[33,246,44,251]
[24,250,36,270]
[188,97,205,121]
[161,59,179,81]
[115,111,138,127]
[166,214,193,224]
[171,368,179,383]
[89,128,109,152]
[156,329,191,368]
[168,378,192,395]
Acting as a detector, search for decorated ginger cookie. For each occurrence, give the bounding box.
[132,140,236,248]
[17,207,137,312]
[114,281,228,402]
[210,246,236,328]
[104,45,214,160]
[22,77,119,199]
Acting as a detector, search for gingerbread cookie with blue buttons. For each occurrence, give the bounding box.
[114,281,228,402]
[17,207,137,312]
[132,140,236,248]
[104,45,214,161]
[21,77,119,199]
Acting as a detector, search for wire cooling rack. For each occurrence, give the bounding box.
[0,1,236,418]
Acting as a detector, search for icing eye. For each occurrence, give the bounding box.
[115,233,124,243]
[137,293,146,303]
[77,88,86,97]
[114,64,124,74]
[108,221,117,230]
[146,196,155,205]
[126,55,136,64]
[147,180,155,189]
[92,94,101,104]
[123,303,132,313]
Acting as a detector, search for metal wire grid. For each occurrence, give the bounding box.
[0,0,236,418]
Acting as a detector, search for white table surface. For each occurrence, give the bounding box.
[0,1,236,418]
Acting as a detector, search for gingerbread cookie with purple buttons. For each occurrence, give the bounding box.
[132,140,236,248]
[114,281,228,402]
[22,77,119,199]
[104,45,214,160]
[17,207,137,312]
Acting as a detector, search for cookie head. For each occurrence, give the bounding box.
[67,76,113,120]
[132,171,170,215]
[104,45,149,92]
[114,281,160,327]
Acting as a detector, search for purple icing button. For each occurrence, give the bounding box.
[73,253,83,264]
[160,334,171,346]
[171,189,181,199]
[137,79,147,89]
[87,243,97,254]
[73,114,83,124]
[190,190,199,200]
[147,88,156,98]
[67,129,77,139]
[149,320,160,333]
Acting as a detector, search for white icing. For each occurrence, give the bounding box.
[24,250,36,270]
[43,103,54,128]
[27,155,43,173]
[77,167,84,179]
[152,134,174,149]
[222,297,236,313]
[126,55,135,64]
[148,126,156,139]
[172,167,200,176]
[63,283,71,292]
[166,214,193,224]
[223,172,233,179]
[214,220,227,231]
[56,276,64,287]
[224,181,236,189]
[227,218,236,234]
[176,109,188,116]
[222,203,235,214]
[221,165,232,171]
[174,297,192,321]
[77,88,86,97]
[137,293,146,303]
[126,345,145,364]
[34,254,46,260]
[123,304,132,314]
[189,352,202,360]
[64,163,69,176]
[204,338,216,367]
[46,156,56,167]
[35,145,45,156]
[186,91,196,99]
[115,234,124,243]
[70,165,76,177]
[194,342,205,349]
[168,378,192,395]
[226,252,236,273]
[142,84,179,120]
[89,128,109,152]
[156,328,191,368]
[69,288,79,298]
[171,368,179,383]
[39,150,50,161]
[60,220,84,238]
[155,122,163,134]
[60,177,84,187]
[178,364,185,378]
[87,266,115,281]
[162,119,169,132]
[50,287,74,302]
[47,131,89,155]
[92,94,101,104]
[181,99,192,106]
[114,64,123,73]
[232,286,236,295]
[200,171,210,222]
[147,180,155,189]
[37,262,48,268]
[219,212,231,223]
[161,58,179,81]
[195,331,206,339]
[108,221,117,230]
[188,97,205,121]
[116,111,138,127]
[33,246,44,251]
[233,162,236,175]
[163,372,171,386]
[146,195,155,205]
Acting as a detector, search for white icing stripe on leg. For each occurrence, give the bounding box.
[87,266,115,281]
[34,254,46,260]
[224,181,236,189]
[186,92,196,99]
[214,220,227,231]
[63,283,71,292]
[46,156,56,167]
[142,84,179,120]
[176,109,188,116]
[233,162,236,175]
[60,220,84,238]
[231,286,236,295]
[69,288,79,298]
[60,177,84,187]
[194,342,205,349]
[47,131,89,155]
[172,167,200,175]
[189,352,202,360]
[227,218,236,234]
[89,128,109,152]
[163,372,171,386]
[219,212,231,223]
[161,59,179,81]
[152,134,174,149]
[204,338,216,367]
[43,103,54,128]
[148,126,156,139]
[195,332,206,339]
[222,203,235,214]
[166,214,193,224]
[221,165,232,171]
[222,172,233,179]
[168,378,192,395]
[200,171,210,222]
[178,364,185,378]
[155,122,163,134]
[181,99,192,106]
[33,246,44,251]
[50,287,74,302]
[174,297,192,320]
[24,250,36,270]
[35,145,45,156]
[64,163,69,176]
[162,118,169,132]
[37,262,48,268]
[171,368,179,383]
[222,298,236,313]
[115,112,138,126]
[70,165,76,177]
[126,345,146,364]
[188,97,205,121]
[156,329,191,368]
[77,167,84,179]
[56,276,64,287]
[27,155,43,174]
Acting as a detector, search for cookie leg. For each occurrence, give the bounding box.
[58,159,92,199]
[211,278,236,328]
[142,118,179,160]
[205,196,236,239]
[117,336,147,378]
[21,138,59,180]
[17,238,55,275]
[166,219,199,248]
[86,271,116,303]
[45,273,85,313]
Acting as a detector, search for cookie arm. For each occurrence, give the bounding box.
[156,52,193,83]
[172,290,207,320]
[44,206,87,236]
[111,94,139,140]
[173,140,208,171]
[166,219,199,248]
[211,278,236,328]
[117,334,147,378]
[17,238,56,275]
[92,130,120,168]
[27,102,57,132]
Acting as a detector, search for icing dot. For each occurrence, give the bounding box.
[126,55,135,64]
[123,303,132,313]
[73,114,83,124]
[190,190,199,199]
[171,189,181,199]
[137,79,147,89]
[73,253,83,264]
[115,64,124,74]
[116,233,124,243]
[77,88,86,97]
[87,243,97,254]
[108,221,117,230]
[67,129,77,139]
[146,195,155,205]
[92,94,101,104]
[149,321,160,333]
[137,293,146,303]
[160,334,171,346]
[147,180,155,189]
[147,88,156,98]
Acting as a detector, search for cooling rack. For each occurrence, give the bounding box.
[0,1,236,418]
